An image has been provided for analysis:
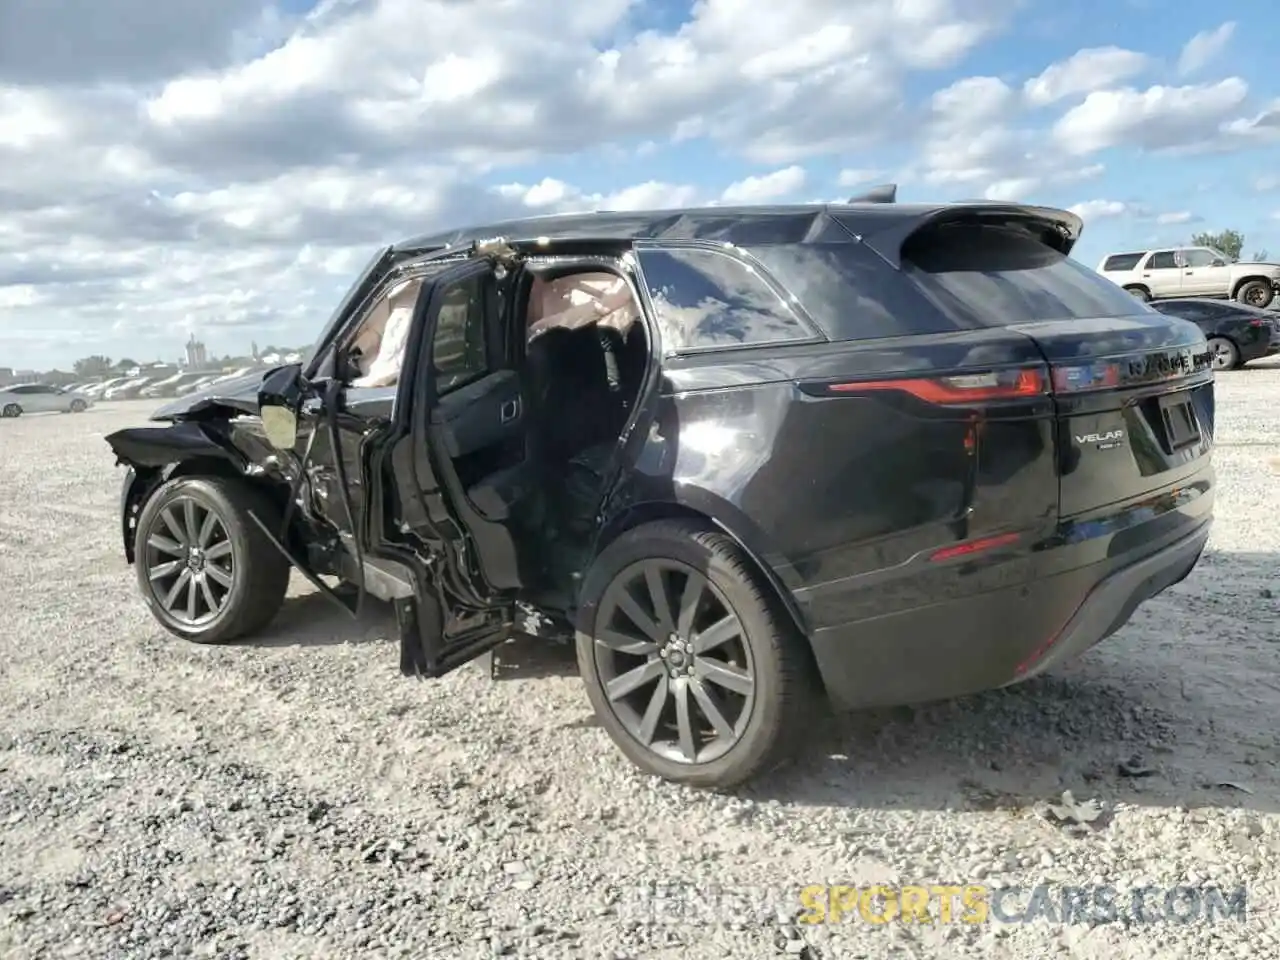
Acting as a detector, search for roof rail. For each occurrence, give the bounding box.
[847,183,897,204]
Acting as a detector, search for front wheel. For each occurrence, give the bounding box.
[1207,336,1240,371]
[575,520,818,789]
[69,399,87,413]
[2,403,21,418]
[134,476,291,644]
[1124,285,1151,302]
[1236,279,1275,309]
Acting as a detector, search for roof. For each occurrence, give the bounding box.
[393,202,968,252]
[391,201,1085,263]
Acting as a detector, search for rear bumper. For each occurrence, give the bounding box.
[804,512,1211,711]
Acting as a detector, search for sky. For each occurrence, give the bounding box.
[1,0,1278,371]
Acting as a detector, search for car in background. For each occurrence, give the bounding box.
[83,377,131,398]
[140,371,218,399]
[172,374,225,397]
[104,377,161,401]
[0,383,95,417]
[1151,298,1280,370]
[1097,247,1280,308]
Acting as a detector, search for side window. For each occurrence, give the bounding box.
[1181,248,1216,268]
[431,275,489,394]
[1146,251,1177,270]
[1103,253,1144,271]
[636,247,812,352]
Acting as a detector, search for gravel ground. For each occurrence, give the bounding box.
[2,363,1279,960]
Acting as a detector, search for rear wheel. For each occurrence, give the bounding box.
[1207,336,1239,371]
[134,476,291,644]
[2,403,21,418]
[1236,279,1274,309]
[575,519,817,789]
[1123,285,1151,302]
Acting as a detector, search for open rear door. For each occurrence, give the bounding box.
[373,256,522,677]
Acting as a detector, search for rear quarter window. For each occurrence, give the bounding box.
[1102,253,1145,271]
[635,247,817,352]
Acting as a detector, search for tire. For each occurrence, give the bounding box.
[575,519,818,789]
[133,475,291,644]
[1235,279,1274,310]
[69,399,87,413]
[2,403,21,418]
[1123,285,1151,302]
[1207,336,1239,371]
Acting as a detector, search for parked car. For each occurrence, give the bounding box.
[0,383,94,416]
[141,371,218,399]
[1150,298,1280,370]
[83,377,130,398]
[104,377,159,401]
[172,374,223,397]
[104,199,1215,788]
[1097,247,1280,307]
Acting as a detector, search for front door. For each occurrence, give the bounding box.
[1178,247,1231,296]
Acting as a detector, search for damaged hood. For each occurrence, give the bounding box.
[148,371,266,422]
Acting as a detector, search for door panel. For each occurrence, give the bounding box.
[432,368,523,460]
[1142,251,1182,296]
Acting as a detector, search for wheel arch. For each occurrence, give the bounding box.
[121,457,281,564]
[591,497,813,646]
[1230,275,1272,299]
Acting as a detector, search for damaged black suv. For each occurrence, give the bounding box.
[107,194,1215,788]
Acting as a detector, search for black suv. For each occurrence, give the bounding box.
[106,199,1216,788]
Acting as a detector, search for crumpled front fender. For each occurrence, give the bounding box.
[106,422,251,563]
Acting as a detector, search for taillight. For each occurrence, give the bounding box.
[1249,318,1266,328]
[823,366,1047,405]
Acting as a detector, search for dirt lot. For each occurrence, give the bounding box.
[2,364,1279,960]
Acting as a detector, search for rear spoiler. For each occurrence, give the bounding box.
[832,203,1085,269]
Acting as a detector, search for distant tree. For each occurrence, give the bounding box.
[1190,229,1244,260]
[1252,249,1270,261]
[114,358,138,372]
[73,354,113,377]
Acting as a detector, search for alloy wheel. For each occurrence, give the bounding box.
[1243,286,1268,307]
[592,558,756,765]
[1210,339,1236,370]
[142,496,236,626]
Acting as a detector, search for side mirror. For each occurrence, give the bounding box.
[257,363,305,451]
[1212,258,1226,267]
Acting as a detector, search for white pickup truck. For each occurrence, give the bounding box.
[1097,246,1279,309]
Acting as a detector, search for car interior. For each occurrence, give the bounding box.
[341,260,651,604]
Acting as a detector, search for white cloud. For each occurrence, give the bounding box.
[1178,22,1235,77]
[1053,79,1249,154]
[1023,47,1150,106]
[837,168,887,188]
[720,166,807,204]
[1067,200,1128,220]
[2,2,1279,369]
[1156,211,1195,224]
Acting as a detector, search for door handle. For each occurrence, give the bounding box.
[499,398,521,423]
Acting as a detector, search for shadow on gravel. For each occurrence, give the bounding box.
[737,548,1280,818]
[230,591,396,648]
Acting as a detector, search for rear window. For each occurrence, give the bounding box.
[748,226,1150,342]
[900,222,1152,326]
[1102,252,1144,271]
